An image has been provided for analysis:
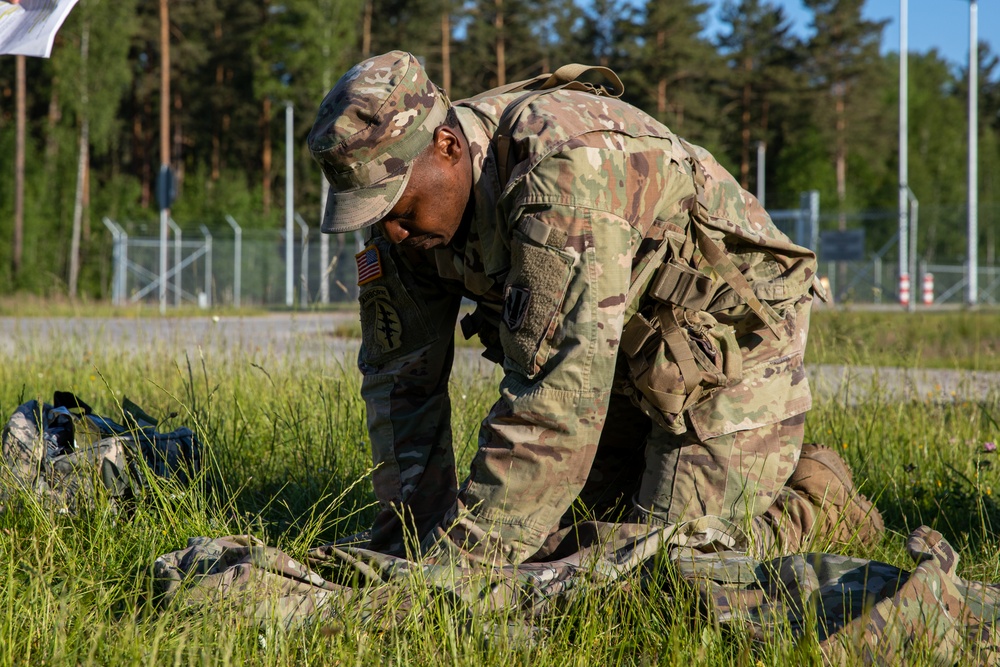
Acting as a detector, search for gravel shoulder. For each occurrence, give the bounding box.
[3,315,998,402]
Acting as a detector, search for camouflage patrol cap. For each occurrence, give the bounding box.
[308,51,451,234]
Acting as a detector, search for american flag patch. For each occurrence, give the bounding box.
[355,244,383,285]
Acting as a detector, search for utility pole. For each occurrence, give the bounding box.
[158,0,172,313]
[898,0,909,306]
[967,0,979,306]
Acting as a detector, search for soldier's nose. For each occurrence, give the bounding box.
[377,220,408,245]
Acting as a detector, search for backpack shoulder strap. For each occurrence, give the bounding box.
[467,64,624,104]
[490,64,626,187]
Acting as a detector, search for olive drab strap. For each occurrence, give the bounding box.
[466,64,624,104]
[676,137,783,337]
[534,64,624,98]
[660,308,703,396]
[491,64,625,188]
[692,219,781,337]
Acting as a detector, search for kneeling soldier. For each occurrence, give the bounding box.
[308,51,882,566]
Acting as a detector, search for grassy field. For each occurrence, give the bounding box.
[807,308,1000,370]
[0,310,999,665]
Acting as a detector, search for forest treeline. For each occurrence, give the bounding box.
[0,0,998,298]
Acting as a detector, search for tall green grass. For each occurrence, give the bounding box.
[0,325,998,665]
[807,308,1000,370]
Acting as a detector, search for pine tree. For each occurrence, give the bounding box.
[802,0,888,226]
[52,0,138,297]
[625,0,724,143]
[577,0,635,70]
[715,0,802,192]
[451,0,549,96]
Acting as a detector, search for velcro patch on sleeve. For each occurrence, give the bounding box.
[355,244,383,285]
[502,285,532,331]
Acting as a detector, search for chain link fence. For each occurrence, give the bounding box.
[103,217,365,307]
[103,200,1000,309]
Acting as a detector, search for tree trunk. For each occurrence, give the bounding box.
[212,22,223,181]
[441,9,451,93]
[13,55,25,279]
[362,0,372,58]
[494,0,505,87]
[69,21,90,299]
[45,84,61,170]
[138,102,151,208]
[656,30,666,120]
[262,96,272,214]
[173,91,184,189]
[835,86,847,230]
[740,76,752,189]
[69,118,89,298]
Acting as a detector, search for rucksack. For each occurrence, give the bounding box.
[0,391,201,511]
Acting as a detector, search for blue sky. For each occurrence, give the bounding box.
[703,0,998,72]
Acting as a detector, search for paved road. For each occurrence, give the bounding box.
[2,315,998,403]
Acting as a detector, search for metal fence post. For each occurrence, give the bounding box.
[200,225,213,308]
[873,254,882,304]
[224,215,242,308]
[120,225,129,303]
[167,217,182,307]
[102,217,122,306]
[808,191,820,251]
[320,233,330,305]
[907,189,919,313]
[294,212,310,307]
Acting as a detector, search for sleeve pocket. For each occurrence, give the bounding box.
[499,226,575,378]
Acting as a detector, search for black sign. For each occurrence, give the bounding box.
[820,230,865,261]
[156,165,176,211]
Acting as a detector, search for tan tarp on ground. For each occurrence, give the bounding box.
[154,522,1000,665]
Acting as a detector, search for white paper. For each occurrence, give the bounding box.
[0,0,79,58]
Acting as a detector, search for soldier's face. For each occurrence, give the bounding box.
[376,125,472,250]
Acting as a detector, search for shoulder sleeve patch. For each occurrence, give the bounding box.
[357,238,444,368]
[355,244,383,285]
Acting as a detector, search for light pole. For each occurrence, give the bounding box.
[967,0,979,306]
[158,0,171,314]
[285,102,294,308]
[898,0,909,306]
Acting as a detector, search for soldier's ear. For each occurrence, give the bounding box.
[433,125,464,165]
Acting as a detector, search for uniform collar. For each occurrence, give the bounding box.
[454,105,506,278]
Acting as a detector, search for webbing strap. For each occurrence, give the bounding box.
[677,137,781,337]
[492,64,625,187]
[660,306,701,395]
[535,64,624,98]
[465,64,624,104]
[693,220,781,337]
[624,238,672,322]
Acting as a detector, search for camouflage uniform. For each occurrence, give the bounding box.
[308,51,830,566]
[155,523,1000,664]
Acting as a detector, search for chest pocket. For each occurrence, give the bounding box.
[358,238,439,368]
[498,216,574,378]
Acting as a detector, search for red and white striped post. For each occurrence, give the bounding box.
[922,273,934,306]
[899,273,911,306]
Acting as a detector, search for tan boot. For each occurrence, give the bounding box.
[787,443,885,547]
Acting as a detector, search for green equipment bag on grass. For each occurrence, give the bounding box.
[0,391,201,511]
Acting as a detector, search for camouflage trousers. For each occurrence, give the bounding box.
[419,296,820,565]
[570,397,815,558]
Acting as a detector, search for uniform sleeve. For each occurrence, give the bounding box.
[456,146,638,563]
[356,236,463,553]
